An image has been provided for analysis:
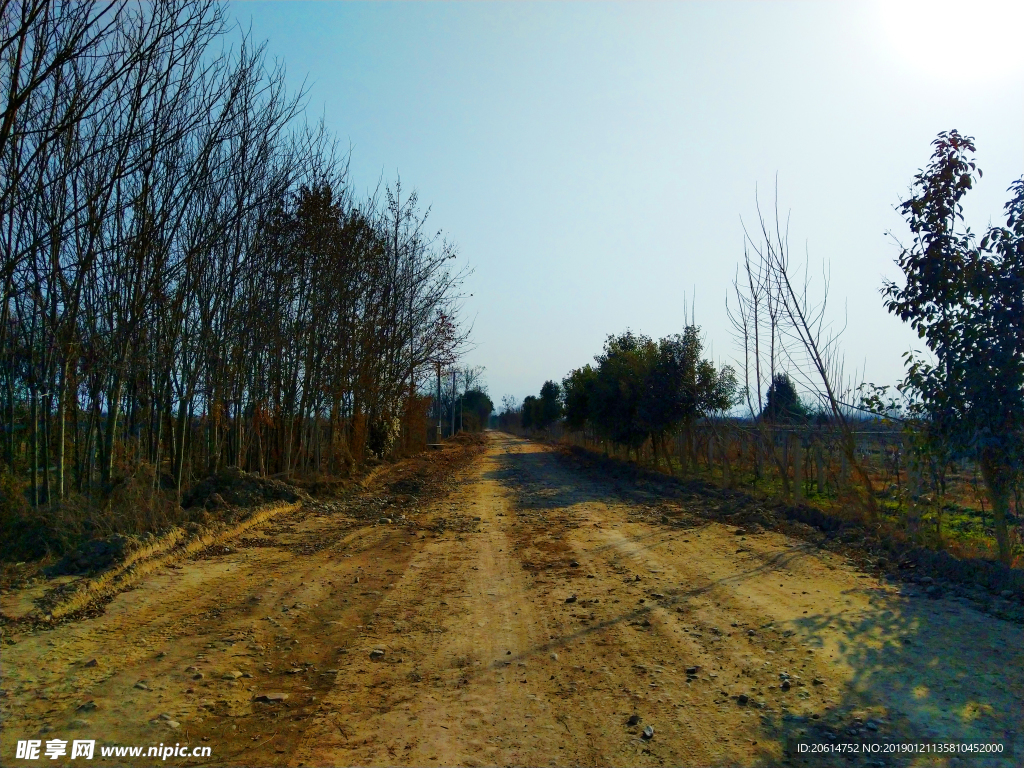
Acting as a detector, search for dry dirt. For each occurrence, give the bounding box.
[1,433,1021,767]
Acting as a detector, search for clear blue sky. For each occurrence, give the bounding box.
[230,1,1023,407]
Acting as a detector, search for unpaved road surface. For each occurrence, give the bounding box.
[2,433,1021,767]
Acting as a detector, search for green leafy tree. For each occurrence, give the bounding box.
[460,388,493,432]
[521,395,539,430]
[884,130,1024,565]
[590,332,658,452]
[561,328,737,465]
[537,380,563,429]
[641,327,737,466]
[562,364,597,431]
[760,373,809,424]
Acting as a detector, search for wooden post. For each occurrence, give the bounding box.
[792,433,804,501]
[815,441,826,495]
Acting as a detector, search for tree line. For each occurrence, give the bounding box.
[516,328,738,468]
[1,0,469,536]
[508,131,1023,567]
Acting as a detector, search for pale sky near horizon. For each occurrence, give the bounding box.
[230,1,1023,409]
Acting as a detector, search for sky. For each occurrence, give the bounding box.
[230,1,1024,409]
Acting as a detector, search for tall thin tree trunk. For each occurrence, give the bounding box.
[42,389,51,504]
[979,451,1013,566]
[55,361,68,500]
[4,359,13,469]
[29,386,38,506]
[101,374,123,486]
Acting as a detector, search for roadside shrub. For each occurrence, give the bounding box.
[0,471,52,560]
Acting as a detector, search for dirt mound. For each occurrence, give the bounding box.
[48,533,144,575]
[183,467,306,510]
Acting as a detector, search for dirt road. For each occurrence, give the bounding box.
[2,433,1021,767]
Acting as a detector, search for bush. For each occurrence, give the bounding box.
[0,471,52,560]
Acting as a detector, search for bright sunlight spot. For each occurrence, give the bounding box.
[878,0,1024,83]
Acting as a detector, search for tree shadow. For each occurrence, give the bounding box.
[485,436,1022,766]
[750,589,1022,766]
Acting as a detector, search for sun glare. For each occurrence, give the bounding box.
[877,0,1024,84]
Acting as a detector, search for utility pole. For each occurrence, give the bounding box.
[436,360,442,441]
[450,369,457,437]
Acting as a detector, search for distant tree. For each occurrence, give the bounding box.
[559,328,736,465]
[590,331,658,452]
[884,130,1024,565]
[537,380,562,429]
[460,388,493,432]
[521,395,539,430]
[760,373,809,424]
[562,364,597,431]
[496,395,521,432]
[641,327,737,467]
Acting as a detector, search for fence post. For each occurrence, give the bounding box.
[722,431,732,488]
[815,439,826,496]
[792,433,804,501]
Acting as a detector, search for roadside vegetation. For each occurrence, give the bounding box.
[0,1,474,564]
[509,131,1023,570]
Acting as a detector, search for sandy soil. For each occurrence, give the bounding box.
[1,433,1020,767]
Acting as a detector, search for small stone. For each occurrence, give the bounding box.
[83,658,98,668]
[506,650,512,655]
[185,665,198,672]
[77,701,98,712]
[685,666,699,675]
[254,692,288,703]
[192,673,204,680]
[737,694,749,705]
[166,721,180,729]
[627,714,641,726]
[651,593,664,599]
[550,653,558,661]
[159,713,173,721]
[812,678,824,685]
[747,629,755,636]
[134,681,149,690]
[354,576,360,584]
[369,649,386,661]
[565,595,577,604]
[569,561,579,567]
[634,575,641,582]
[241,672,253,678]
[642,725,654,740]
[473,516,482,521]
[866,720,878,731]
[781,680,791,691]
[587,574,595,578]
[285,668,303,674]
[378,518,392,524]
[222,670,244,680]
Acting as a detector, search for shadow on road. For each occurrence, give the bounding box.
[487,436,1022,767]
